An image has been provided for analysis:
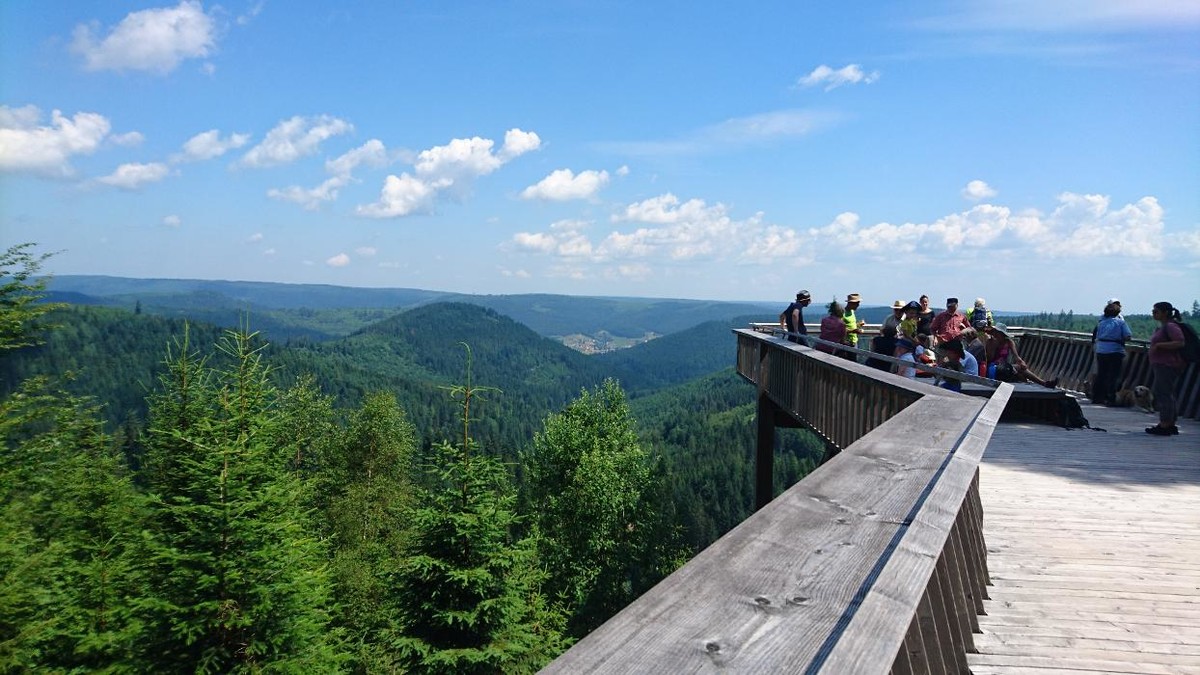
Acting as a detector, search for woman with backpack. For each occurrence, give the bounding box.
[1146,301,1187,436]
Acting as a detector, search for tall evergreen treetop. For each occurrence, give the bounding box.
[393,346,568,674]
[139,330,340,673]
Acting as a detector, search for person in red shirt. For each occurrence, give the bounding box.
[817,301,847,355]
[930,297,967,344]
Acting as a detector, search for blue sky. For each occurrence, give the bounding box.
[2,1,1198,314]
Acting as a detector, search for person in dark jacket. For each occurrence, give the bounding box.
[779,290,812,343]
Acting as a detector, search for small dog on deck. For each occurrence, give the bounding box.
[1114,386,1155,413]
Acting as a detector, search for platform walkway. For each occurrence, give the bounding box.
[970,403,1200,674]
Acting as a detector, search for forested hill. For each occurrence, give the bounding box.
[44,274,780,342]
[270,303,614,453]
[597,317,754,396]
[44,274,449,309]
[3,302,610,457]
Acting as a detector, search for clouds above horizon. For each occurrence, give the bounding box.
[510,189,1196,282]
[71,1,217,74]
[798,64,881,91]
[521,168,612,201]
[96,161,171,189]
[0,105,114,176]
[268,139,389,210]
[357,128,541,218]
[239,115,353,169]
[962,180,998,201]
[179,129,250,162]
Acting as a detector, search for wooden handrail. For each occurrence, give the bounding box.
[751,321,1199,420]
[1009,328,1199,420]
[542,330,1012,673]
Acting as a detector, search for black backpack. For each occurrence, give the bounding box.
[1176,321,1200,364]
[1057,395,1103,431]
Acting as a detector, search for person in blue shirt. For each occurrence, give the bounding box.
[1091,299,1132,405]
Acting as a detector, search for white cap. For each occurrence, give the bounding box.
[1108,298,1121,305]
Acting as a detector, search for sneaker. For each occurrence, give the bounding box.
[1145,426,1173,436]
[1170,425,1180,435]
[1045,378,1059,389]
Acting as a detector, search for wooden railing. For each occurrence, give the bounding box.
[751,322,1200,420]
[1012,327,1200,419]
[543,330,1012,673]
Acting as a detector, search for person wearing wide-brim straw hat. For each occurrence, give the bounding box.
[882,299,905,333]
[842,293,865,353]
[985,323,1058,388]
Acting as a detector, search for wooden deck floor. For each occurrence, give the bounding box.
[969,402,1200,674]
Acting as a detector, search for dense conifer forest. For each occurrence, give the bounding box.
[2,245,827,672]
[10,247,1192,671]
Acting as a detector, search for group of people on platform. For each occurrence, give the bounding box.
[779,292,1191,437]
[780,291,1058,391]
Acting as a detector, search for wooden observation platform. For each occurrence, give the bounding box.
[544,326,1198,674]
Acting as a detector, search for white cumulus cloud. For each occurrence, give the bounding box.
[269,139,389,210]
[356,173,439,218]
[798,64,881,91]
[268,176,349,211]
[325,139,388,176]
[71,1,217,74]
[162,214,181,227]
[962,179,998,201]
[326,253,350,267]
[357,128,540,218]
[239,115,353,168]
[355,246,377,257]
[1037,193,1166,258]
[509,187,1193,282]
[179,129,251,162]
[247,232,264,243]
[0,105,112,176]
[96,162,170,189]
[521,168,610,201]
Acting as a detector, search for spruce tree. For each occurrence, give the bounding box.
[393,346,568,673]
[0,243,63,352]
[138,331,340,672]
[0,248,145,671]
[0,381,147,671]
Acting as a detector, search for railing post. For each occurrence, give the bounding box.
[755,392,776,512]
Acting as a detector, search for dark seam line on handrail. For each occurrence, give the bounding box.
[802,399,983,675]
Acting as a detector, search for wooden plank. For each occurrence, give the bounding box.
[966,653,1200,675]
[973,633,1200,657]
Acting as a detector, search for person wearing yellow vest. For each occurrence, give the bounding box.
[842,293,865,356]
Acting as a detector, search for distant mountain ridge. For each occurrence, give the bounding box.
[45,275,782,340]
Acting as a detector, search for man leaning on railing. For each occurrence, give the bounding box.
[779,290,812,344]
